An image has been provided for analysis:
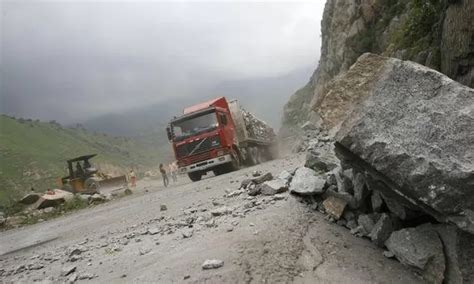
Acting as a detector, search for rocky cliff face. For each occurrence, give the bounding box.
[282,0,473,132]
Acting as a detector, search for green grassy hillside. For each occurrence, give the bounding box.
[0,115,171,207]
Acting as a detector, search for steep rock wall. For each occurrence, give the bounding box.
[282,0,473,132]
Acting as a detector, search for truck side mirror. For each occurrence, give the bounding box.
[221,114,227,126]
[166,126,173,141]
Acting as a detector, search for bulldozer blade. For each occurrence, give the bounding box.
[99,175,128,190]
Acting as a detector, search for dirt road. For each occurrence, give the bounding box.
[0,154,422,283]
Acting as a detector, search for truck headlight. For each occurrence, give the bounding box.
[217,150,224,156]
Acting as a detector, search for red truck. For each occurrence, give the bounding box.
[166,97,277,181]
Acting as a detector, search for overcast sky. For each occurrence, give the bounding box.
[1,0,324,123]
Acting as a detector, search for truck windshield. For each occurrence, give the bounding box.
[172,112,218,140]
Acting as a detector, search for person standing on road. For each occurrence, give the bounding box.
[129,169,136,188]
[159,163,169,187]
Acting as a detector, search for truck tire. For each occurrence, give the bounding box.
[256,147,266,164]
[247,147,259,165]
[213,166,225,176]
[188,172,202,182]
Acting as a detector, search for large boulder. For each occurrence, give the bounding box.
[325,53,474,233]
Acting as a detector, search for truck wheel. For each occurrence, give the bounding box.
[213,166,225,176]
[248,147,259,165]
[256,147,266,164]
[188,172,202,182]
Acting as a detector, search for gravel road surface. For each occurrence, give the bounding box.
[0,154,422,283]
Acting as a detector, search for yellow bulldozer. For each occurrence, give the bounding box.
[61,154,127,194]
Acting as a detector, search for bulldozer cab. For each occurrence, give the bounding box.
[65,154,98,179]
[61,154,100,194]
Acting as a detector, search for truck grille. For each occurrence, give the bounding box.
[176,136,220,159]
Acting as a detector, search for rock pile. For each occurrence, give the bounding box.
[242,109,276,143]
[288,156,473,283]
[293,54,474,283]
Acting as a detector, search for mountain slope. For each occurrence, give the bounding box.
[0,115,162,205]
[282,0,474,132]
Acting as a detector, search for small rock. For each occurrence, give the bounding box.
[139,248,152,256]
[184,275,191,280]
[210,207,232,216]
[289,167,326,196]
[202,259,224,270]
[381,194,407,220]
[335,170,353,194]
[43,207,55,214]
[304,151,338,173]
[272,194,286,201]
[277,170,293,183]
[182,228,194,238]
[78,273,95,280]
[27,263,45,270]
[61,265,76,277]
[160,205,168,211]
[383,251,395,258]
[357,214,376,236]
[248,186,261,196]
[369,213,393,247]
[68,273,78,283]
[346,220,358,230]
[322,196,347,220]
[68,255,81,262]
[90,193,106,203]
[352,172,368,207]
[148,227,160,235]
[260,179,288,196]
[227,190,243,198]
[252,170,262,177]
[240,179,254,189]
[371,190,384,212]
[251,173,273,184]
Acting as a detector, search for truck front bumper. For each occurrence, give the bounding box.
[179,154,233,174]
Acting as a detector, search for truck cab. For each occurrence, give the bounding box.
[167,97,239,181]
[167,97,276,182]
